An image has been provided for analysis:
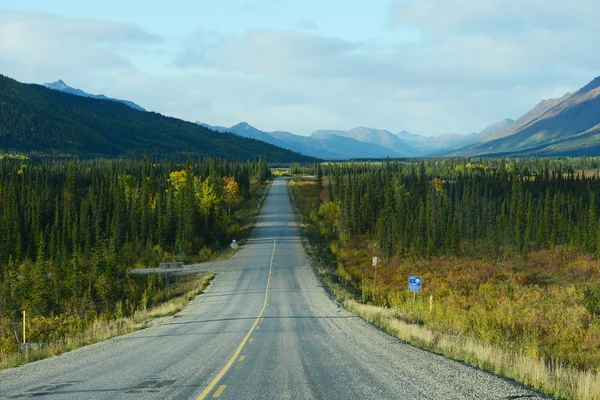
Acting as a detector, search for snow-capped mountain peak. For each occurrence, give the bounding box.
[42,79,146,112]
[46,79,70,90]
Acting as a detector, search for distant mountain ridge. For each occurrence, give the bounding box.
[201,77,600,158]
[43,79,146,111]
[199,120,511,159]
[200,122,412,159]
[313,127,416,156]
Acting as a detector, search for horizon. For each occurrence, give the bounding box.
[199,119,510,138]
[1,1,599,136]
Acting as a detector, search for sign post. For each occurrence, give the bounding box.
[22,310,26,354]
[408,276,422,311]
[230,240,238,249]
[361,267,365,302]
[372,257,381,300]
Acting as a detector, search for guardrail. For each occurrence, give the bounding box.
[159,262,184,269]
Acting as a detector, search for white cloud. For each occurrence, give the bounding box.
[387,0,600,80]
[1,5,600,137]
[0,10,162,83]
[172,29,359,78]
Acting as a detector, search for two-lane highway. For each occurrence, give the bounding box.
[0,178,546,399]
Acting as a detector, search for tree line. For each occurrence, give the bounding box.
[0,156,271,322]
[313,158,600,258]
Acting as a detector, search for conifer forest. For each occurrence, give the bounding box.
[290,158,600,376]
[0,156,271,361]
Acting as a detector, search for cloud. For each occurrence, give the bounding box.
[167,10,600,135]
[0,10,163,82]
[172,29,358,77]
[170,27,546,90]
[2,6,599,137]
[387,0,600,78]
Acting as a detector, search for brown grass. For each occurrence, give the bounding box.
[344,300,600,400]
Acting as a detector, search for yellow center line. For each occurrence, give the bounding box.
[212,385,226,398]
[249,338,254,343]
[196,237,276,400]
[238,355,245,362]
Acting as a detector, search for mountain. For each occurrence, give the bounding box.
[0,74,315,162]
[392,119,512,155]
[228,122,289,145]
[312,127,416,157]
[485,125,600,157]
[450,77,600,156]
[197,122,229,133]
[201,120,520,159]
[473,118,515,141]
[200,122,410,159]
[301,132,408,159]
[43,79,146,111]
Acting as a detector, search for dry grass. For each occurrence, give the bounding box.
[133,273,214,323]
[345,299,600,400]
[0,272,214,370]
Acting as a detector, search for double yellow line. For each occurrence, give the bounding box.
[196,237,276,399]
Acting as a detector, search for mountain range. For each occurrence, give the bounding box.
[43,79,146,111]
[7,73,600,160]
[198,120,511,159]
[201,76,600,159]
[199,122,421,159]
[0,74,314,162]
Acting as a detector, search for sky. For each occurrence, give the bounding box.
[1,1,599,137]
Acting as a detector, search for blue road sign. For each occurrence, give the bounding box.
[408,276,422,292]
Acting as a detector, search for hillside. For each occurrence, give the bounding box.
[499,124,600,157]
[472,118,515,141]
[0,75,314,162]
[451,76,600,156]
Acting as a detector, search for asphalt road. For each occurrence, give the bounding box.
[0,178,548,399]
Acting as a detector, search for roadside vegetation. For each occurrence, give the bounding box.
[1,272,213,369]
[0,156,272,369]
[289,158,600,400]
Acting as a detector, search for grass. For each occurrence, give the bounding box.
[133,273,214,323]
[0,272,214,370]
[317,255,600,400]
[344,299,600,400]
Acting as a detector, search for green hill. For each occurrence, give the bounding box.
[0,74,316,162]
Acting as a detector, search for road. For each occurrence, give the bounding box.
[0,178,547,399]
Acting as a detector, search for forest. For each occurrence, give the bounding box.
[0,156,271,365]
[290,158,600,398]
